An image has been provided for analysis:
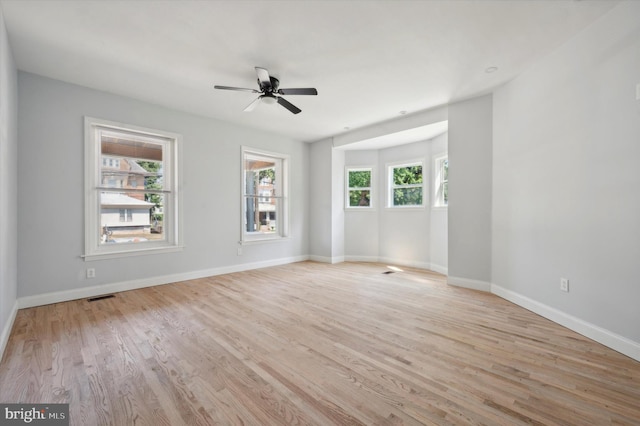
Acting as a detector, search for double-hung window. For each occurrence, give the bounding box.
[84,117,182,259]
[241,147,289,242]
[346,168,373,208]
[388,160,424,207]
[434,154,448,207]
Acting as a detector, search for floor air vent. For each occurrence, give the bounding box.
[88,294,115,302]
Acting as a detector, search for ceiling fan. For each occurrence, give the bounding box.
[214,67,317,114]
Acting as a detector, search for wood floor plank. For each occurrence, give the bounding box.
[1,261,639,425]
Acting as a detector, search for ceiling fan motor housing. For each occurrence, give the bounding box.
[259,76,280,93]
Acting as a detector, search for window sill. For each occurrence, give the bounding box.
[240,236,290,245]
[345,207,376,212]
[432,205,448,211]
[385,206,426,211]
[82,244,184,261]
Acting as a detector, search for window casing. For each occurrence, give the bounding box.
[388,160,425,208]
[241,147,289,243]
[84,117,182,259]
[434,154,448,208]
[346,167,373,208]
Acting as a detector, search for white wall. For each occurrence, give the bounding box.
[492,1,640,348]
[448,95,493,289]
[0,5,18,358]
[343,136,448,272]
[378,140,431,268]
[17,72,309,300]
[344,150,379,261]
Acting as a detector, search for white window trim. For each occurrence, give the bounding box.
[386,158,426,209]
[240,146,290,244]
[345,166,374,210]
[433,152,448,209]
[83,117,183,260]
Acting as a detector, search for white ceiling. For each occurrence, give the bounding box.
[335,121,448,151]
[0,0,619,144]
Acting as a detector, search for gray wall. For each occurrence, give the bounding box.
[448,95,493,285]
[492,1,640,343]
[17,72,309,298]
[0,6,18,356]
[308,139,333,260]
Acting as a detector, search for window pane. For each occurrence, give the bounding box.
[349,170,371,188]
[100,192,164,244]
[393,187,423,206]
[393,165,423,185]
[244,196,277,233]
[349,190,370,207]
[443,159,448,181]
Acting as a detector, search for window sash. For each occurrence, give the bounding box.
[241,147,289,242]
[388,161,425,207]
[84,117,182,259]
[346,168,373,208]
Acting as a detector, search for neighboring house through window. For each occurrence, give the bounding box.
[346,167,373,208]
[84,117,182,259]
[388,160,425,207]
[242,147,289,242]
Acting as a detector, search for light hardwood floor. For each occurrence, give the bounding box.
[1,261,638,425]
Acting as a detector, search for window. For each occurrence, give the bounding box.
[434,154,448,207]
[388,161,424,207]
[242,147,289,242]
[346,168,372,208]
[84,117,182,259]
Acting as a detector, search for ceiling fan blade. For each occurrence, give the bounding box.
[214,85,259,93]
[255,67,272,91]
[277,88,318,96]
[277,97,301,114]
[244,96,262,112]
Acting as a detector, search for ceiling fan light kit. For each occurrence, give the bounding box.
[214,67,317,114]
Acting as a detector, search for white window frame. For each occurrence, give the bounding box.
[83,117,183,260]
[241,146,289,244]
[345,167,374,209]
[433,153,448,208]
[387,159,426,209]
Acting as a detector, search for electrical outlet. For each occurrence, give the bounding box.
[560,278,569,292]
[87,268,96,279]
[237,247,243,256]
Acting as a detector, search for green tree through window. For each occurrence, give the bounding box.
[390,163,423,206]
[347,169,372,207]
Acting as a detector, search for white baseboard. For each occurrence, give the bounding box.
[345,255,447,275]
[0,300,19,363]
[429,262,448,275]
[344,255,379,263]
[491,284,640,362]
[378,257,432,271]
[308,255,344,264]
[447,275,492,292]
[18,255,309,309]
